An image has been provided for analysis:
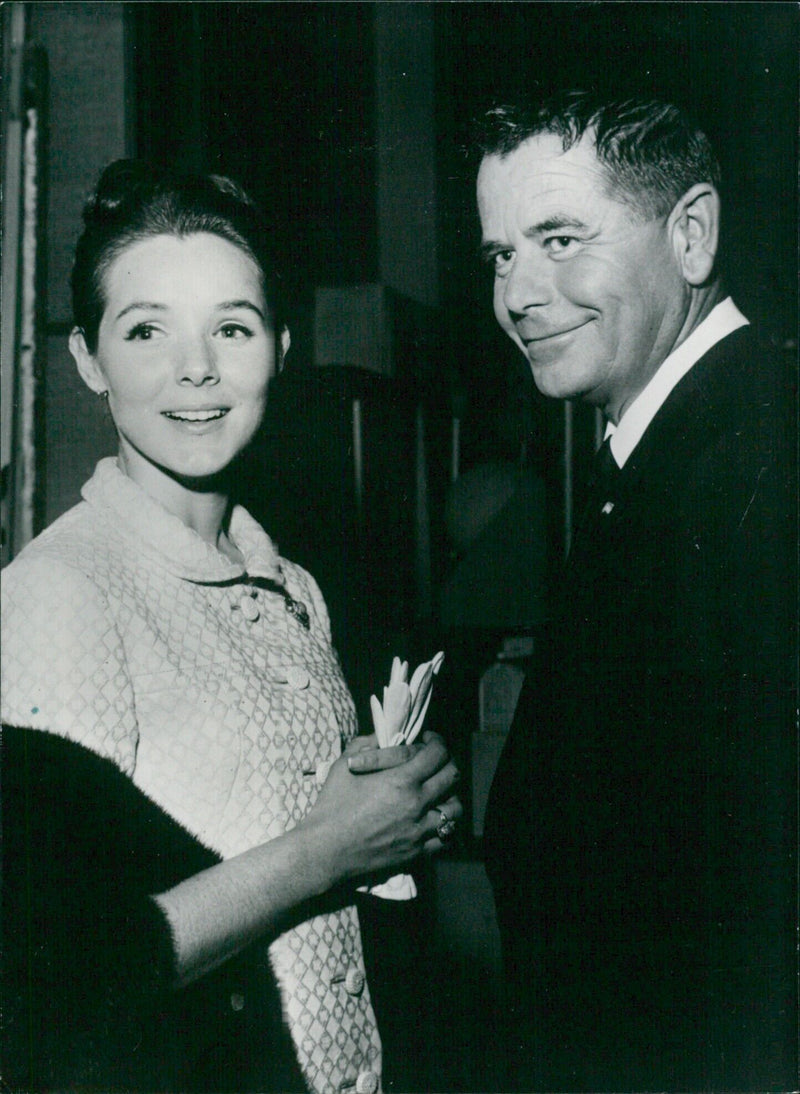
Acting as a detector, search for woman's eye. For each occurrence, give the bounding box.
[124,322,160,342]
[218,323,252,340]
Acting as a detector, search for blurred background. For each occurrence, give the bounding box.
[2,3,797,1087]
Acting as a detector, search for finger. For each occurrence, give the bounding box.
[429,795,463,831]
[399,732,451,780]
[422,834,458,855]
[344,733,379,754]
[423,798,463,844]
[419,760,461,806]
[436,793,463,819]
[347,742,417,773]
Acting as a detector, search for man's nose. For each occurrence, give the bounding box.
[177,337,220,386]
[501,253,552,316]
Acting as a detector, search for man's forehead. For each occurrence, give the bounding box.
[478,132,616,224]
[480,131,606,189]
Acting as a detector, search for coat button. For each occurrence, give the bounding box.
[286,666,310,690]
[356,1070,379,1094]
[230,991,245,1011]
[344,968,365,996]
[239,595,260,622]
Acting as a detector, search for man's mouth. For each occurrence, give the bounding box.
[162,408,229,422]
[523,321,591,345]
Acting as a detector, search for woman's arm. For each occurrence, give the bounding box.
[154,731,461,985]
[2,726,220,1088]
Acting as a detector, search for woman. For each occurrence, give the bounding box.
[1,160,461,1093]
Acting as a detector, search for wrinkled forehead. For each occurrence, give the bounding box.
[477,132,614,226]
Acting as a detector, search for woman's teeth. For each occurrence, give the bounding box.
[164,409,227,422]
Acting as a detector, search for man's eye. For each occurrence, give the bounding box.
[544,235,578,255]
[491,249,514,273]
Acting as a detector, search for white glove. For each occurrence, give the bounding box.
[360,651,445,900]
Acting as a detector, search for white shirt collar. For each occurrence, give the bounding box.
[606,297,749,468]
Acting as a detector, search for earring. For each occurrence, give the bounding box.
[98,390,109,400]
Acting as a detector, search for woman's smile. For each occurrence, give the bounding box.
[161,407,231,429]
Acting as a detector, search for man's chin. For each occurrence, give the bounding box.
[528,361,586,402]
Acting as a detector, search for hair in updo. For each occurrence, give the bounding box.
[71,159,284,353]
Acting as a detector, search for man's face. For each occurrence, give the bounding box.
[477,133,689,423]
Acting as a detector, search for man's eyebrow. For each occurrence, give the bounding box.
[479,215,591,261]
[531,215,590,234]
[479,239,509,263]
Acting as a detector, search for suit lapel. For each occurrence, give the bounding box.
[566,325,754,582]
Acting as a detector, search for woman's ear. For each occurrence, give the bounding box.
[668,182,720,287]
[68,327,108,395]
[278,327,291,373]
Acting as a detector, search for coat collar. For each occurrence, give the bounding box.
[82,458,285,585]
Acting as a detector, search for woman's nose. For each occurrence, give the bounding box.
[501,253,552,317]
[177,338,220,386]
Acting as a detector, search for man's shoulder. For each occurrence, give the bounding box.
[693,320,792,405]
[623,321,795,550]
[697,323,794,465]
[653,322,793,461]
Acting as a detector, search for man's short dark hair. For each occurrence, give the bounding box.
[473,89,722,220]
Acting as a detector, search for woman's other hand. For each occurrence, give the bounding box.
[306,731,462,887]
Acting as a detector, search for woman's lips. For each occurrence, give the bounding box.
[162,408,229,422]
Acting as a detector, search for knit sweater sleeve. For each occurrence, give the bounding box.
[2,725,223,1091]
[1,553,139,772]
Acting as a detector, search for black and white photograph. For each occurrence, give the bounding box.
[1,3,797,1091]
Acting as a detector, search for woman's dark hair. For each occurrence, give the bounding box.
[473,89,722,221]
[71,160,284,353]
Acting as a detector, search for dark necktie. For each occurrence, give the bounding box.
[592,436,620,496]
[567,437,621,562]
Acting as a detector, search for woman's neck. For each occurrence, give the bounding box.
[116,448,242,562]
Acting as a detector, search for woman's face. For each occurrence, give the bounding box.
[70,232,285,497]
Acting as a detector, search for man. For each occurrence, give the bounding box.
[478,90,797,1091]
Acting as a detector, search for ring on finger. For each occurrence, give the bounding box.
[434,806,457,841]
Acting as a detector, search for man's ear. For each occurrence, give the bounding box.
[68,327,108,394]
[668,182,720,286]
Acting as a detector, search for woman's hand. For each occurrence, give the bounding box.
[343,732,418,773]
[154,731,460,986]
[303,731,462,888]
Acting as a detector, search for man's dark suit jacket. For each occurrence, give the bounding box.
[484,324,797,1091]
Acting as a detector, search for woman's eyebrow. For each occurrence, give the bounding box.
[217,299,265,319]
[113,299,266,321]
[114,301,167,321]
